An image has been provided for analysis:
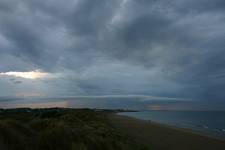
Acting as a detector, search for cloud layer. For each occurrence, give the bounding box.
[0,0,225,104]
[0,70,50,79]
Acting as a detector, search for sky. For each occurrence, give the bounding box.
[0,0,225,110]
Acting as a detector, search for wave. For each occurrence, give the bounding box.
[195,124,209,129]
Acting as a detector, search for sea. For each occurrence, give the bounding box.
[118,111,225,140]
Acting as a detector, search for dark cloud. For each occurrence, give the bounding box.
[8,78,22,84]
[0,0,225,104]
[13,81,22,84]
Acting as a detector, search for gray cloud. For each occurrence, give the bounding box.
[13,81,22,84]
[8,78,22,84]
[0,0,225,105]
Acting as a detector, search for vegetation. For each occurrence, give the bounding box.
[0,108,147,150]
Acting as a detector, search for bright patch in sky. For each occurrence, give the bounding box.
[0,70,49,79]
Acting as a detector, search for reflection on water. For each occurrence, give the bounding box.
[0,97,149,109]
[6,101,70,108]
[1,97,225,111]
[13,101,69,108]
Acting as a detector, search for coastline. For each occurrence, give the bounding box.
[117,111,225,140]
[108,113,225,150]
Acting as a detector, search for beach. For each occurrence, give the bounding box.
[0,108,224,150]
[109,113,225,150]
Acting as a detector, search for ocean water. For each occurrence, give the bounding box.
[118,111,225,139]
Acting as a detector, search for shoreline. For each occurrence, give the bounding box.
[109,113,225,150]
[117,113,225,141]
[117,112,225,141]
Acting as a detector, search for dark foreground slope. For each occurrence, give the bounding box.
[109,114,225,150]
[1,108,225,150]
[0,108,146,150]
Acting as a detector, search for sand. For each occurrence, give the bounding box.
[108,114,225,150]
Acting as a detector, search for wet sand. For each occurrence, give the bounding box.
[108,114,225,150]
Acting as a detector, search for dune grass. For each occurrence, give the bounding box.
[0,108,147,150]
[2,108,223,150]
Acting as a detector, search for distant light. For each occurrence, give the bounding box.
[0,70,49,79]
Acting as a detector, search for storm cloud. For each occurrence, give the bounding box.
[0,0,225,107]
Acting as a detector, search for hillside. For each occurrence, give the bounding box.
[0,108,146,150]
